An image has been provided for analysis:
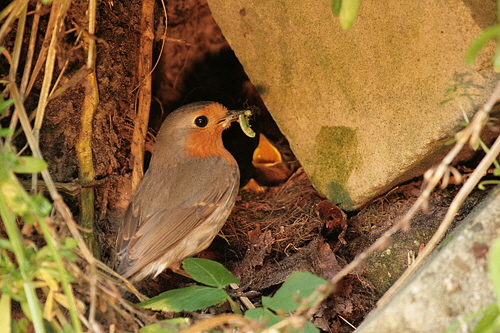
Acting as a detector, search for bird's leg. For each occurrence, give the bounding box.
[169,262,193,278]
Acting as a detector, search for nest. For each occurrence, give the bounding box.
[218,168,349,292]
[224,168,324,259]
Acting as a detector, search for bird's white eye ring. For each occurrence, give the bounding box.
[195,115,208,128]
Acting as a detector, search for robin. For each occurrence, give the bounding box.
[116,101,248,282]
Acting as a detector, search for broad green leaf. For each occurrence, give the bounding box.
[245,308,282,328]
[331,0,342,17]
[471,303,499,333]
[12,156,48,174]
[139,285,226,312]
[139,318,190,333]
[339,0,360,30]
[466,25,500,67]
[262,272,327,313]
[182,258,239,288]
[445,303,499,333]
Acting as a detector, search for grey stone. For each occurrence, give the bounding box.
[355,190,500,333]
[207,0,499,210]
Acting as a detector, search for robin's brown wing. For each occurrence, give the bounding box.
[116,155,224,253]
[116,157,239,276]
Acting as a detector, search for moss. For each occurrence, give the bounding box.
[311,126,360,210]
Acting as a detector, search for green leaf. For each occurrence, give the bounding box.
[489,237,500,307]
[466,25,500,67]
[494,43,500,72]
[12,156,48,174]
[182,258,239,288]
[12,317,30,333]
[245,308,319,333]
[0,98,14,116]
[339,0,360,30]
[62,237,78,250]
[0,129,13,137]
[438,235,455,250]
[245,308,282,328]
[139,318,190,333]
[30,194,52,217]
[439,98,454,105]
[471,303,500,333]
[0,238,12,251]
[1,180,30,216]
[0,292,11,333]
[331,0,342,17]
[262,272,327,313]
[444,138,457,146]
[138,285,227,312]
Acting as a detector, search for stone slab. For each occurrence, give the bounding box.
[355,191,500,332]
[207,0,499,210]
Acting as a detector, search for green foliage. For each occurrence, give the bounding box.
[0,139,82,333]
[139,258,328,333]
[139,258,237,313]
[445,237,500,333]
[261,272,327,313]
[182,257,240,287]
[489,238,500,312]
[466,26,500,72]
[441,79,500,184]
[139,318,190,333]
[139,285,228,312]
[465,0,500,71]
[247,271,327,333]
[0,96,14,116]
[331,0,342,16]
[472,304,500,333]
[245,307,282,327]
[331,0,360,30]
[245,308,319,333]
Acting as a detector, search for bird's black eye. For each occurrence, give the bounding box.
[194,115,208,128]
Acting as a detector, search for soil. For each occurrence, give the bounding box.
[2,0,494,332]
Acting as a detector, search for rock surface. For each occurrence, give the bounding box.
[207,0,499,210]
[355,190,500,332]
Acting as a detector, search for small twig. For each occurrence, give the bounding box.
[33,0,71,141]
[256,81,500,330]
[130,0,155,191]
[338,314,356,330]
[378,131,500,306]
[230,283,256,310]
[179,314,254,333]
